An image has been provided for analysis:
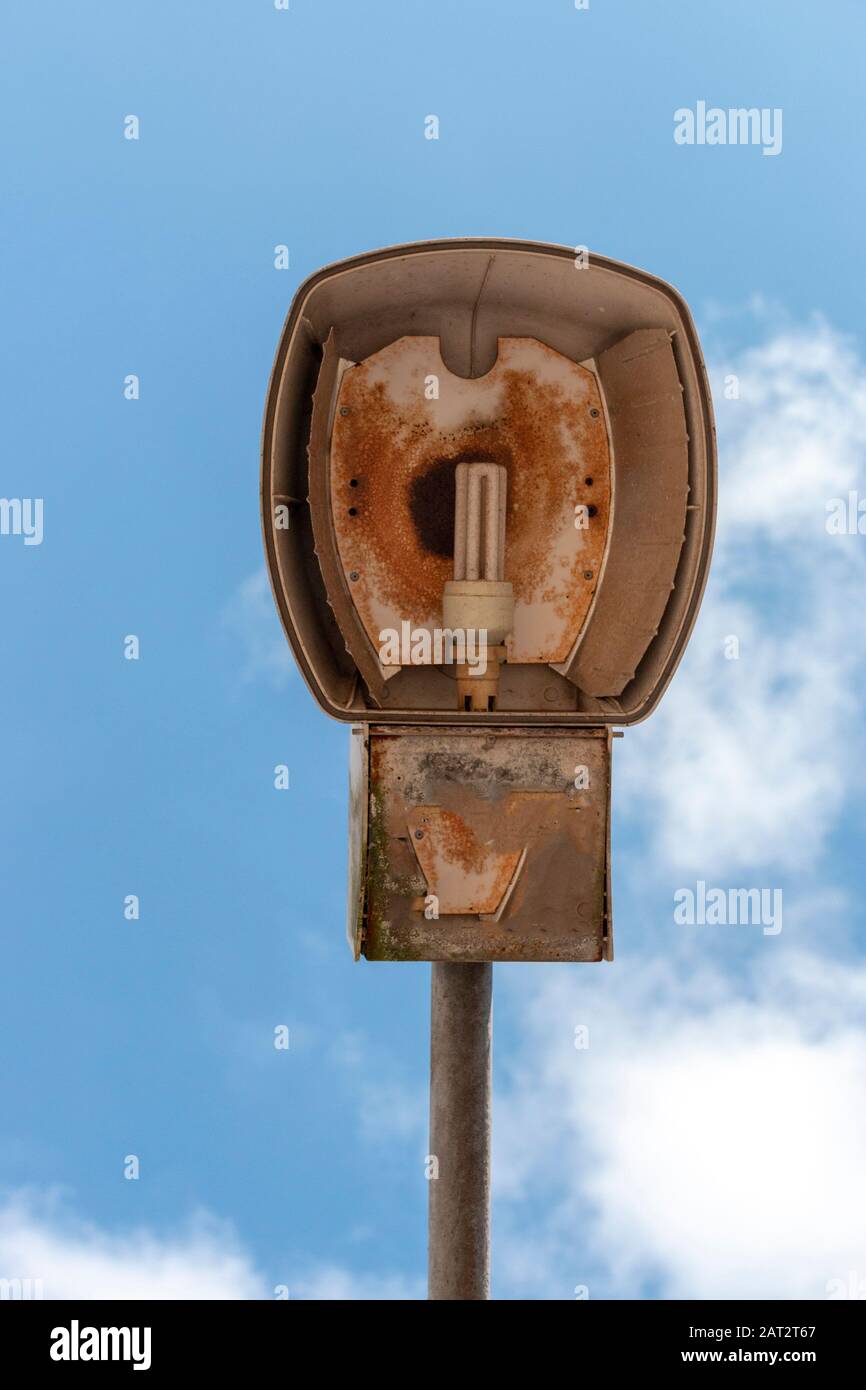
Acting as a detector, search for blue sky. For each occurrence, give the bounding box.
[2,0,866,1299]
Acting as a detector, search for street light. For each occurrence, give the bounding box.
[261,237,716,1298]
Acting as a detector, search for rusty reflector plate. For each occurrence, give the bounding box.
[330,337,612,667]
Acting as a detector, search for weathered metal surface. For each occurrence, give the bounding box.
[558,328,690,696]
[308,330,388,705]
[408,804,526,915]
[428,962,491,1300]
[329,336,612,667]
[346,728,368,958]
[357,726,611,962]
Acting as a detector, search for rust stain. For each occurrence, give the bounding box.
[329,337,611,663]
[408,804,523,915]
[412,807,486,874]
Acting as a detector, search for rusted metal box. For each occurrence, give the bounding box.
[349,727,612,962]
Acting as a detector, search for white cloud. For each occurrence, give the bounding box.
[0,1193,421,1301]
[221,568,294,687]
[714,319,866,543]
[496,950,866,1300]
[619,318,866,876]
[0,1195,268,1299]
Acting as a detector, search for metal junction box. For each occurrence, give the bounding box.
[349,727,612,962]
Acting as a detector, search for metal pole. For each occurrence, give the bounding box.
[428,961,492,1300]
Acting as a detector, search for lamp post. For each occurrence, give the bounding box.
[428,962,492,1300]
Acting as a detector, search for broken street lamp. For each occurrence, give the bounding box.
[260,238,717,1303]
[261,239,716,964]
